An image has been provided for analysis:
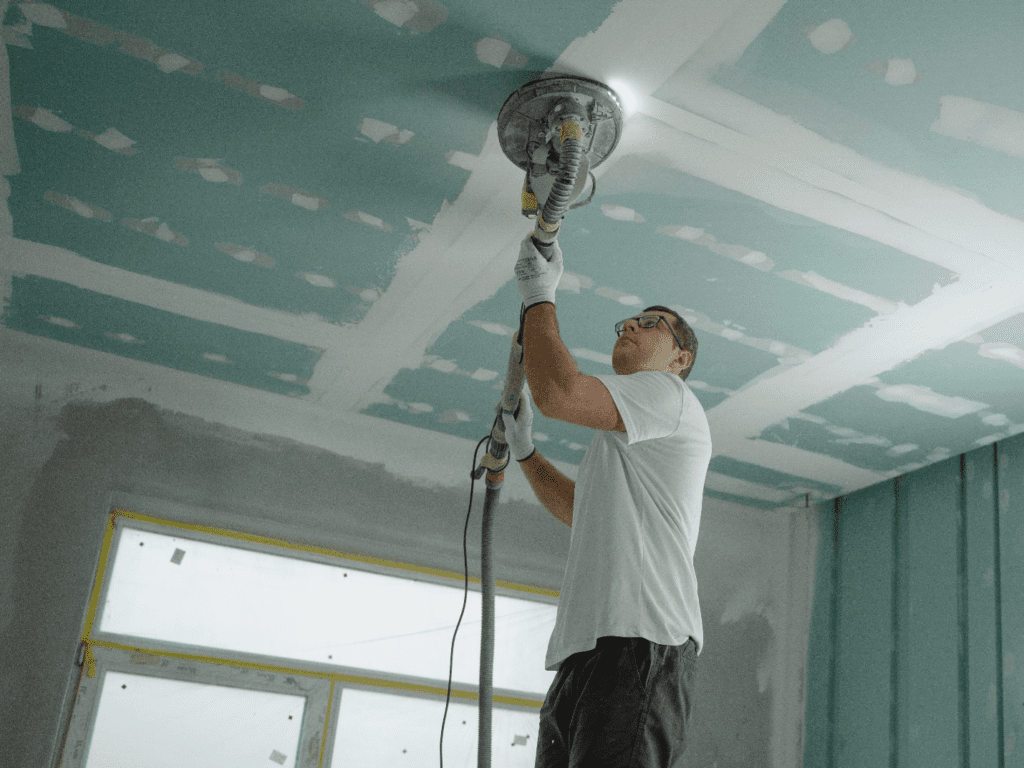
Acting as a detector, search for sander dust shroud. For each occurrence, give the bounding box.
[458,75,623,768]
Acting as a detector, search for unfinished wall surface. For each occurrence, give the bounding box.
[804,431,1024,766]
[1,386,816,768]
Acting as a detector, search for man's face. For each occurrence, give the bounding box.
[611,311,690,376]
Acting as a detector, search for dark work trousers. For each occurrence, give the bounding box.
[534,636,697,768]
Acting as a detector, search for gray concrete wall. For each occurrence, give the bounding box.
[1,376,816,767]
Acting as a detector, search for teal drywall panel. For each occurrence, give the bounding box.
[561,193,878,355]
[833,481,895,768]
[998,438,1024,764]
[1,275,320,396]
[7,0,621,326]
[963,447,1001,768]
[896,458,962,767]
[706,0,1024,220]
[804,500,838,768]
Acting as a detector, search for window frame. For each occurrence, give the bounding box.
[56,508,555,767]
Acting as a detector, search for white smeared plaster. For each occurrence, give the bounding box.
[777,270,899,314]
[978,342,1024,368]
[42,315,79,328]
[595,287,642,305]
[202,353,231,364]
[359,118,414,144]
[292,193,321,211]
[468,320,515,337]
[641,86,1024,273]
[600,204,644,222]
[259,85,295,102]
[806,19,852,54]
[884,58,918,86]
[20,2,67,28]
[875,384,988,418]
[371,0,418,27]
[94,128,134,151]
[931,96,1024,160]
[27,107,72,132]
[445,150,477,171]
[299,273,336,288]
[157,53,191,73]
[474,37,512,68]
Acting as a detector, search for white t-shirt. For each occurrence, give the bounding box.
[544,370,712,671]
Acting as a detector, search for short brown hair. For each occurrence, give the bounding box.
[644,305,698,380]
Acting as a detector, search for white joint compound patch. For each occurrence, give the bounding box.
[20,2,67,28]
[595,287,643,306]
[884,58,918,86]
[93,128,135,151]
[157,53,191,72]
[601,204,645,223]
[175,158,242,184]
[806,19,853,54]
[875,383,988,418]
[445,150,478,171]
[777,270,899,314]
[298,273,336,288]
[260,184,328,210]
[468,320,515,336]
[474,37,527,68]
[978,342,1024,368]
[44,191,112,220]
[359,118,415,144]
[13,106,72,132]
[214,243,275,268]
[344,211,391,231]
[122,218,189,246]
[658,226,775,272]
[931,96,1024,159]
[363,0,448,33]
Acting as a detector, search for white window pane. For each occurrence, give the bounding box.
[98,528,557,694]
[332,688,539,768]
[84,671,305,768]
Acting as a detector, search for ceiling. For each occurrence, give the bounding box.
[2,0,1023,510]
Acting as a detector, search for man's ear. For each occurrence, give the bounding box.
[671,349,693,376]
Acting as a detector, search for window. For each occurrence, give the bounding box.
[59,510,557,767]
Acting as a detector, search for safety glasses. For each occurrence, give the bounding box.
[614,314,685,350]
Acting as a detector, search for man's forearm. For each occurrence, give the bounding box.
[518,450,575,527]
[523,303,580,413]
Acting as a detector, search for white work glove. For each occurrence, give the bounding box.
[515,235,563,308]
[500,394,536,462]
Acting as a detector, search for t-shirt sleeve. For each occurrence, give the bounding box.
[595,372,685,445]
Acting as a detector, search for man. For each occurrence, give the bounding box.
[502,234,713,768]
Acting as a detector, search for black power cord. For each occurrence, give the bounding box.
[439,433,491,768]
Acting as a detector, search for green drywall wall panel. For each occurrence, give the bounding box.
[833,481,895,768]
[804,500,838,768]
[963,446,1001,768]
[1,275,320,396]
[896,457,962,767]
[998,438,1024,764]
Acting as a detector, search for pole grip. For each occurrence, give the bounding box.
[499,331,525,415]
